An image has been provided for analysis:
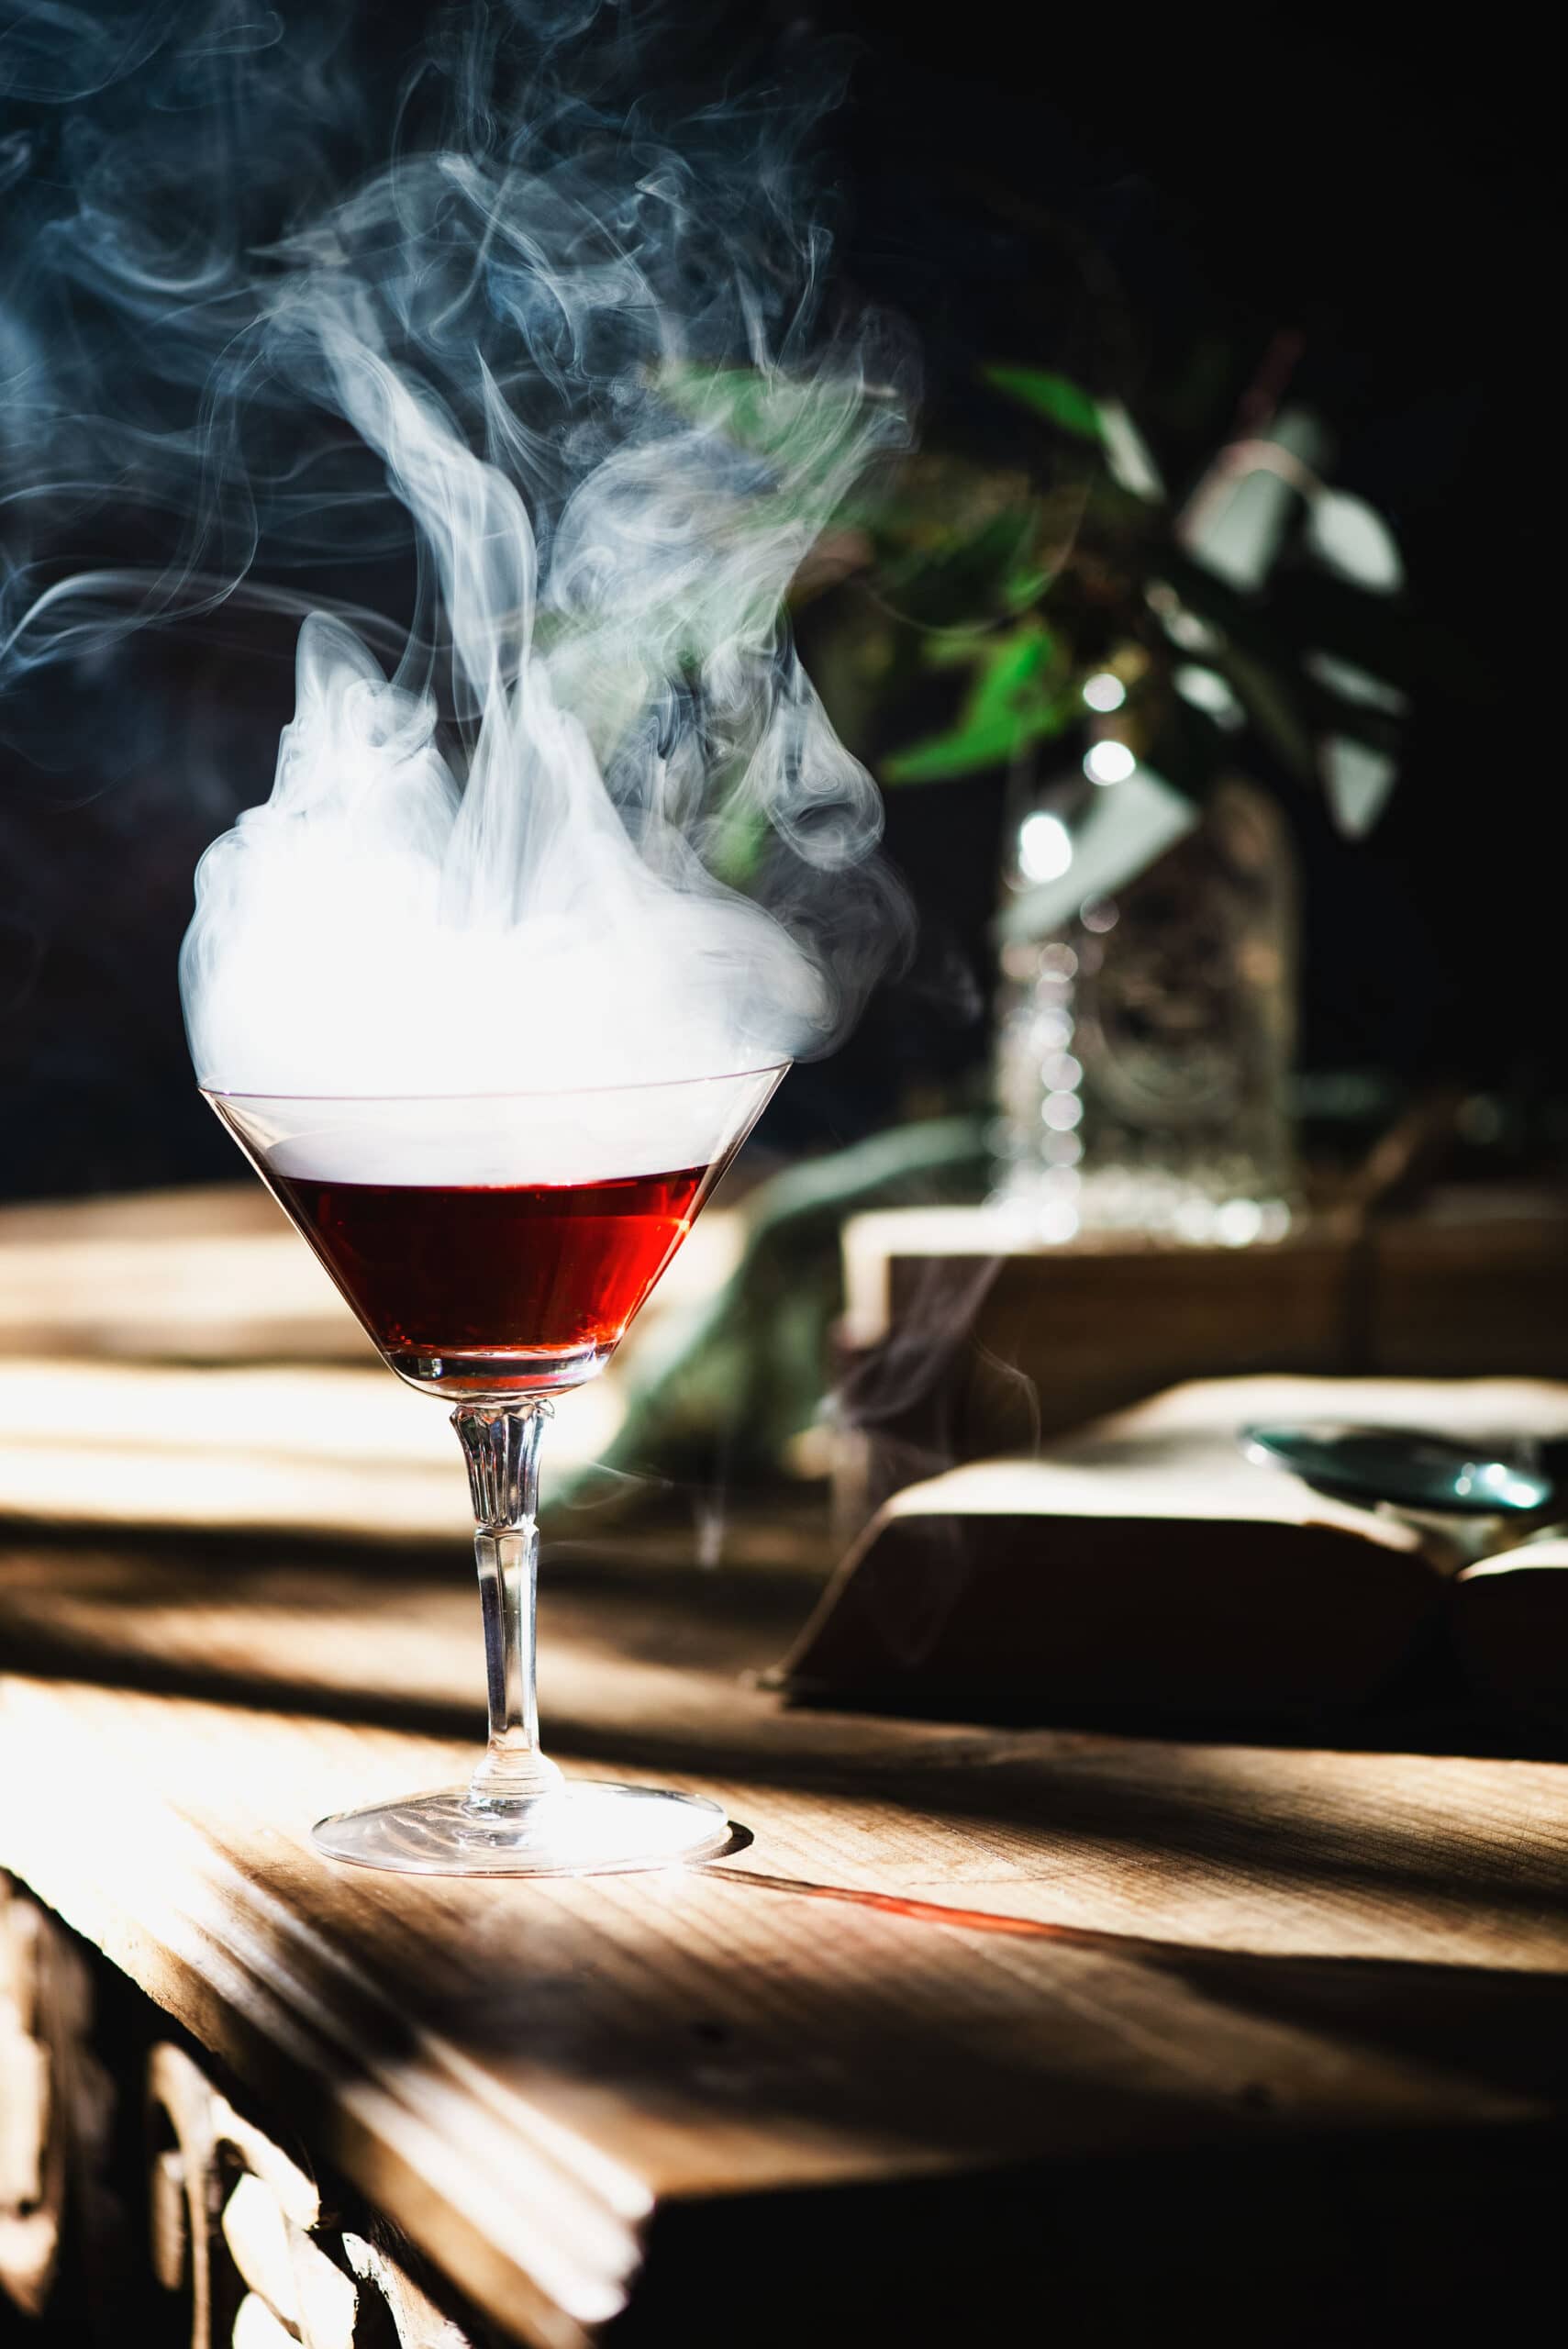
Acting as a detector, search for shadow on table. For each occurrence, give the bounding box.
[5,1529,1568,1938]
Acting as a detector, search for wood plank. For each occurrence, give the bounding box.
[0,1359,618,1542]
[6,1180,1568,2336]
[0,1185,372,1364]
[840,1207,1352,1438]
[0,1181,742,1375]
[5,1535,1568,2342]
[1366,1195,1568,1377]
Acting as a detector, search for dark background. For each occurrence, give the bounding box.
[0,5,1554,1197]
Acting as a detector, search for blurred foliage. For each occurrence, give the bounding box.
[673,338,1432,925]
[851,360,1415,841]
[879,616,1069,784]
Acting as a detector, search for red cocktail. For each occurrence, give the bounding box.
[271,1163,714,1394]
[206,1070,784,1875]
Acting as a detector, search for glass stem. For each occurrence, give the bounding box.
[452,1401,564,1809]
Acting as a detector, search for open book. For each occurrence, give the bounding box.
[782,1376,1568,1726]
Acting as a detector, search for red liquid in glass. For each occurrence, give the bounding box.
[272,1163,713,1395]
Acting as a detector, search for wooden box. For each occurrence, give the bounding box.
[833,1192,1568,1534]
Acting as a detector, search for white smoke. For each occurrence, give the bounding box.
[174,81,909,1108]
[0,3,914,1156]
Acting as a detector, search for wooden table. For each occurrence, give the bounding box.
[5,1515,1568,2345]
[4,1189,1568,2343]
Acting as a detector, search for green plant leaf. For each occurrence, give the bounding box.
[883,619,1073,783]
[1306,491,1403,594]
[983,364,1103,441]
[1305,651,1407,716]
[998,766,1198,941]
[703,790,772,891]
[1181,408,1329,591]
[1095,399,1165,500]
[1322,738,1398,838]
[651,361,901,536]
[984,371,1164,501]
[882,713,1047,783]
[1154,552,1345,782]
[1218,645,1318,783]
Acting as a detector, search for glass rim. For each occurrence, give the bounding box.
[199,1060,790,1107]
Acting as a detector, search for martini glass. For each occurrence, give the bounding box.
[206,1067,784,1876]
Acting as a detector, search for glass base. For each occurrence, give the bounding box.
[386,1341,615,1399]
[311,1779,731,1876]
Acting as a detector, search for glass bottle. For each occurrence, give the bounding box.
[993,776,1300,1244]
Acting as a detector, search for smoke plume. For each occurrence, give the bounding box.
[1,1,913,1121]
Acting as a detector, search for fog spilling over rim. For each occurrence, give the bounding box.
[207,1064,786,1187]
[0,1,917,1103]
[198,1063,791,1105]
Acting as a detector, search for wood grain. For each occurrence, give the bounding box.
[5,1529,1568,2343]
[0,1871,113,2321]
[6,1185,1568,2340]
[147,2033,480,2348]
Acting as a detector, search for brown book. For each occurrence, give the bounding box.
[784,1375,1568,1724]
